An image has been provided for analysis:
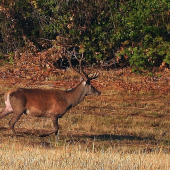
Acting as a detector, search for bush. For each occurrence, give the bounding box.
[1,0,170,71]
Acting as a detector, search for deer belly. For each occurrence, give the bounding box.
[26,108,47,117]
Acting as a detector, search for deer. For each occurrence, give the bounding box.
[0,52,101,137]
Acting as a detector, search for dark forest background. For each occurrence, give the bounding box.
[1,0,170,72]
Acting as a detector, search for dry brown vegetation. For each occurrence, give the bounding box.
[1,56,170,169]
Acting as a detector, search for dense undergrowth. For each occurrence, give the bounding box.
[1,0,170,72]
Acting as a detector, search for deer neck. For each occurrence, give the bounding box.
[66,81,87,107]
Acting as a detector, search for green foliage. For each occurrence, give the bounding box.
[117,35,170,71]
[113,0,170,71]
[1,0,170,71]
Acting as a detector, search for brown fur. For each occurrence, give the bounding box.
[0,80,101,136]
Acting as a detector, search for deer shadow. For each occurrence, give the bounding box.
[0,126,155,144]
[71,133,155,143]
[0,126,53,137]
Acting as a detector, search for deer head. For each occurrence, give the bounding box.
[65,51,101,97]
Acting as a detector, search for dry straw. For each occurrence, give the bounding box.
[0,140,169,170]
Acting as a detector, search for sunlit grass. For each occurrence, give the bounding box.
[0,139,169,170]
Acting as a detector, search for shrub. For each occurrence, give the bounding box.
[1,0,170,71]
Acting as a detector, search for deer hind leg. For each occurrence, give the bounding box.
[9,112,23,135]
[0,96,13,119]
[8,97,26,135]
[0,107,13,119]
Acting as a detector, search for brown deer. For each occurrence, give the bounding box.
[0,53,101,137]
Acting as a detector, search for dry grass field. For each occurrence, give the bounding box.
[1,65,170,169]
[0,139,169,170]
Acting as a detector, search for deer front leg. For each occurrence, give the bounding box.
[39,117,59,137]
[51,116,59,142]
[51,117,59,136]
